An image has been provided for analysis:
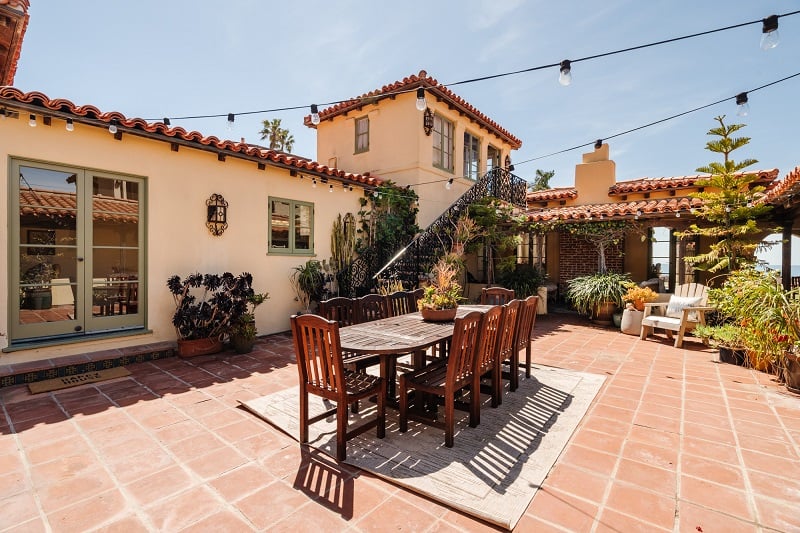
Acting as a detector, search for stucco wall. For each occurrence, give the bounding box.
[1,113,363,357]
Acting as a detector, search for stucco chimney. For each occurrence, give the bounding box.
[574,143,616,204]
[0,0,30,86]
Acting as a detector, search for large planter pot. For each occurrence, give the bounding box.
[620,308,644,335]
[177,337,223,358]
[590,301,616,326]
[24,288,52,310]
[420,306,457,322]
[783,353,800,394]
[747,350,775,373]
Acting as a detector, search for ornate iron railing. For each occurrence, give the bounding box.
[365,167,528,288]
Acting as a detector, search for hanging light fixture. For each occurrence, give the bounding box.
[415,88,427,111]
[329,184,333,193]
[227,113,235,130]
[28,114,36,127]
[735,92,749,116]
[446,178,454,190]
[163,117,171,126]
[761,14,779,50]
[423,107,434,135]
[312,178,317,188]
[108,119,118,134]
[310,104,320,125]
[594,139,603,149]
[559,60,572,86]
[65,118,74,132]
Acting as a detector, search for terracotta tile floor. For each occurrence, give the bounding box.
[1,313,799,532]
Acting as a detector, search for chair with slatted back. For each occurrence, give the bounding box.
[318,297,359,327]
[513,295,539,379]
[290,314,386,461]
[495,299,521,401]
[399,310,483,448]
[356,293,391,323]
[471,305,504,426]
[386,290,415,317]
[410,288,424,309]
[480,286,515,305]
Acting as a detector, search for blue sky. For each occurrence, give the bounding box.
[11,1,800,191]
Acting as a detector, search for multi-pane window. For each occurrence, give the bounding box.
[355,116,369,153]
[487,145,501,170]
[432,114,454,172]
[463,132,480,180]
[519,233,547,268]
[649,226,697,292]
[269,197,313,254]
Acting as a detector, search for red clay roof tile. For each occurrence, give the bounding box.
[0,88,382,188]
[525,197,702,222]
[305,70,522,149]
[608,169,779,195]
[20,188,139,224]
[763,166,800,205]
[526,187,578,202]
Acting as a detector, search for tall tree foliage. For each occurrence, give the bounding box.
[678,115,776,274]
[258,118,295,152]
[528,169,555,191]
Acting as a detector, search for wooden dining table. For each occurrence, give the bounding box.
[338,304,493,400]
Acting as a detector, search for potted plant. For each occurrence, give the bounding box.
[565,271,634,326]
[167,272,257,357]
[22,260,55,310]
[228,291,269,354]
[694,323,747,365]
[619,285,658,335]
[290,259,325,313]
[417,258,465,321]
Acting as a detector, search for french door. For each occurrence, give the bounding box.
[11,159,144,343]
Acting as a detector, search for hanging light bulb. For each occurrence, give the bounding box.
[594,139,603,149]
[415,88,427,111]
[675,211,681,218]
[227,113,235,130]
[163,117,171,126]
[310,104,320,126]
[108,119,118,134]
[349,185,353,192]
[65,118,74,132]
[735,92,749,117]
[312,178,317,188]
[29,114,36,127]
[329,184,333,193]
[761,15,779,50]
[446,178,453,190]
[558,60,572,86]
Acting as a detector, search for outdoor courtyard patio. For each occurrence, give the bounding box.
[1,312,798,532]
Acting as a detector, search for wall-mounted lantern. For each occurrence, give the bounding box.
[423,108,434,136]
[206,193,228,236]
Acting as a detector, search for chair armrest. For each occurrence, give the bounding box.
[642,301,668,318]
[681,305,714,323]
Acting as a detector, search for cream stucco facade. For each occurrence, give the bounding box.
[1,110,366,360]
[314,89,519,227]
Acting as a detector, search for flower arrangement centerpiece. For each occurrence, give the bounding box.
[622,285,658,311]
[417,258,464,321]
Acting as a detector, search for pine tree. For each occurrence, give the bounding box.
[678,115,776,274]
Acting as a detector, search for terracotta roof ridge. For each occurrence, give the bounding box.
[0,87,381,187]
[305,70,522,149]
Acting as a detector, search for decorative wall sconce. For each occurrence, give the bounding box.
[206,193,228,236]
[423,107,434,136]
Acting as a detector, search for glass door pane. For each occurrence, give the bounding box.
[17,165,80,332]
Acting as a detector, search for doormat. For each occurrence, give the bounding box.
[28,367,131,394]
[240,364,605,530]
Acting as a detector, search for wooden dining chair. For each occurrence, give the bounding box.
[399,310,483,448]
[356,293,390,323]
[513,295,539,379]
[386,290,415,317]
[495,299,521,401]
[290,314,386,461]
[471,305,504,426]
[480,286,515,305]
[410,288,424,309]
[318,297,359,326]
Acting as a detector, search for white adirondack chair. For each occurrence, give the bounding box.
[639,283,713,348]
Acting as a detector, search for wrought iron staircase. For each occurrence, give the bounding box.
[371,167,528,286]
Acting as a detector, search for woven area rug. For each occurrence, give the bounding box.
[240,365,604,530]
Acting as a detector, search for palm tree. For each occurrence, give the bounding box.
[259,118,294,152]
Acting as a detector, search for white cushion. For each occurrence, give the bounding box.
[665,295,701,320]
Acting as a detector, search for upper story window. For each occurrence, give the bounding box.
[355,116,369,153]
[464,132,480,180]
[487,145,501,170]
[432,114,454,172]
[269,197,314,255]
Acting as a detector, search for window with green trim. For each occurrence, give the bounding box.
[269,197,314,254]
[432,114,454,172]
[355,116,369,153]
[463,131,480,180]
